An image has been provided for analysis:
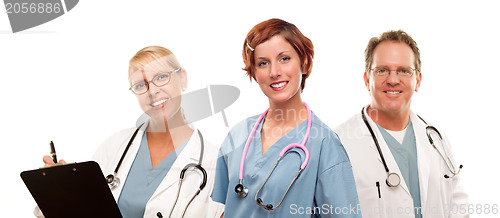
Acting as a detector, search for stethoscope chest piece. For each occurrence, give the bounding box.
[106,173,120,190]
[386,172,400,187]
[235,183,248,197]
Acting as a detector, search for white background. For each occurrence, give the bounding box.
[1,0,499,217]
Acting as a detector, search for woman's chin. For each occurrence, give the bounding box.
[147,110,185,129]
[267,91,301,106]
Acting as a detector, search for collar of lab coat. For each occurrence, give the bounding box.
[111,121,202,201]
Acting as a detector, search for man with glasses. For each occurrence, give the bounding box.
[335,30,469,217]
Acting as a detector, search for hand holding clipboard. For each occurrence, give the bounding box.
[22,141,122,218]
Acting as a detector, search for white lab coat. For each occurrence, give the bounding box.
[91,123,224,218]
[334,108,469,218]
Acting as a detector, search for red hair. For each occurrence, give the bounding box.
[243,18,314,91]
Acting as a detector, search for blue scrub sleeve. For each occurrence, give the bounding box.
[315,161,361,217]
[211,149,229,205]
[313,134,361,218]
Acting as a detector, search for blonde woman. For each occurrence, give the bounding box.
[42,46,223,218]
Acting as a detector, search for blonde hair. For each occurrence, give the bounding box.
[128,46,188,121]
[128,46,182,80]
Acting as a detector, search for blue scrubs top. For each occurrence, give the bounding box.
[377,121,422,218]
[117,132,189,218]
[211,113,361,217]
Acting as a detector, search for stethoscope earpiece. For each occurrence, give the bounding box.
[256,198,273,210]
[444,164,463,179]
[235,183,248,197]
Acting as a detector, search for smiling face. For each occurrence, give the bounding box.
[253,35,303,105]
[364,41,421,115]
[129,64,186,123]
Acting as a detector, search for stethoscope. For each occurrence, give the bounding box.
[361,107,463,188]
[416,114,463,179]
[235,102,311,211]
[105,124,207,218]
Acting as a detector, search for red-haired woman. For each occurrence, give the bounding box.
[211,19,360,217]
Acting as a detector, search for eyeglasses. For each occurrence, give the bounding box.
[129,68,181,95]
[370,67,417,78]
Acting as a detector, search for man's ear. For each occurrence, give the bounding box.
[415,72,422,92]
[363,72,370,92]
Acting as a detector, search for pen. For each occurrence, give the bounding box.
[376,181,381,198]
[50,141,57,164]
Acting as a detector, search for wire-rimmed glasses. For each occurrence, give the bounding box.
[129,68,181,95]
[370,67,417,77]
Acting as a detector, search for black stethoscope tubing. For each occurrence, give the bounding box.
[361,108,390,173]
[112,124,144,177]
[361,108,401,187]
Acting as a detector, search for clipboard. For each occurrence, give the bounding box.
[20,161,122,218]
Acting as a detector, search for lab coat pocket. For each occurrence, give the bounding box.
[356,184,386,218]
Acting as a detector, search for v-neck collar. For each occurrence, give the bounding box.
[247,114,311,174]
[140,132,190,184]
[376,120,414,146]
